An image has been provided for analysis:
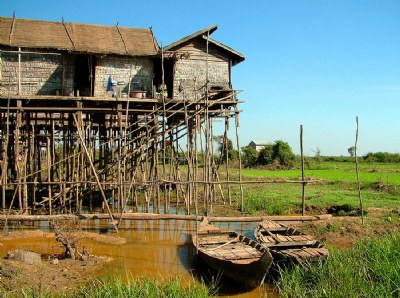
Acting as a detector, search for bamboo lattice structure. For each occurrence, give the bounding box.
[0,79,244,223]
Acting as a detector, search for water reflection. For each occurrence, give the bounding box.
[0,219,278,297]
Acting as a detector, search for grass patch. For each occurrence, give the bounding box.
[276,232,400,298]
[0,276,213,298]
[68,276,214,298]
[242,166,400,185]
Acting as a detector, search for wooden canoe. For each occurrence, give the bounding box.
[254,220,329,265]
[192,218,273,288]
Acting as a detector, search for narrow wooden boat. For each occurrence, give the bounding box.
[192,218,273,288]
[254,220,329,265]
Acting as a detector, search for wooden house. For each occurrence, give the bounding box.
[0,17,159,97]
[163,24,245,101]
[0,17,244,101]
[249,141,267,152]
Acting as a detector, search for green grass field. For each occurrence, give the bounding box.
[242,161,400,185]
[228,160,400,215]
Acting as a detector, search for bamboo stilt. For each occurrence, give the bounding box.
[234,111,244,212]
[46,137,52,215]
[300,125,306,216]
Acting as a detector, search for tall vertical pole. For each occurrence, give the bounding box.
[300,125,305,216]
[225,115,231,204]
[234,110,244,211]
[355,116,364,224]
[161,44,168,213]
[204,30,211,215]
[18,47,21,95]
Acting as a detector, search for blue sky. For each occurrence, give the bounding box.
[2,0,400,156]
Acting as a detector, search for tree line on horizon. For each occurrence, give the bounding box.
[162,137,400,167]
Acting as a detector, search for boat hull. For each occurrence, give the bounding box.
[254,220,329,265]
[192,218,273,288]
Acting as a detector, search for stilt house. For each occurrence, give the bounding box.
[0,16,245,215]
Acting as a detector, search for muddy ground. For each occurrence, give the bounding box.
[0,207,398,296]
[0,231,125,296]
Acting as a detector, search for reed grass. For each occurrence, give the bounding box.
[276,232,400,298]
[0,276,213,298]
[67,276,214,298]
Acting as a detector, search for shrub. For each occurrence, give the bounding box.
[241,145,258,167]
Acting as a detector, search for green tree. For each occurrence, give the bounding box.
[241,145,258,167]
[257,144,274,165]
[213,135,236,162]
[256,140,296,167]
[273,140,296,167]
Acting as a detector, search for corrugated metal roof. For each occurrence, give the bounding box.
[0,17,159,56]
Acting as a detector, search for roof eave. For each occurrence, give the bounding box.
[164,24,217,51]
[202,35,245,66]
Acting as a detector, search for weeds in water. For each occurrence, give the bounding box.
[276,232,400,298]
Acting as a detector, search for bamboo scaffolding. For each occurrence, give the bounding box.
[0,44,255,220]
[72,114,118,231]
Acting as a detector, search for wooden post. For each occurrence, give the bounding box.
[183,98,192,213]
[16,100,22,211]
[18,47,21,95]
[117,103,122,213]
[300,125,306,216]
[47,137,52,215]
[355,116,364,224]
[161,45,168,213]
[1,95,11,210]
[235,111,244,212]
[225,115,231,204]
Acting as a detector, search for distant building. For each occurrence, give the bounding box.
[248,141,267,152]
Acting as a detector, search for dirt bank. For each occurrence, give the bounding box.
[0,230,125,296]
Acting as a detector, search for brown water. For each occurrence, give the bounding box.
[0,220,278,297]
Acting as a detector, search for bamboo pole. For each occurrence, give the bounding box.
[1,85,11,210]
[161,45,168,213]
[225,115,231,204]
[18,47,21,95]
[72,114,118,232]
[46,137,52,215]
[300,124,306,216]
[234,111,244,211]
[117,103,122,213]
[354,116,364,224]
[16,100,22,210]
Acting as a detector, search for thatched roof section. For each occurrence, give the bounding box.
[164,24,245,65]
[0,17,159,56]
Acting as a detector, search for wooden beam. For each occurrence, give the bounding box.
[0,213,332,222]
